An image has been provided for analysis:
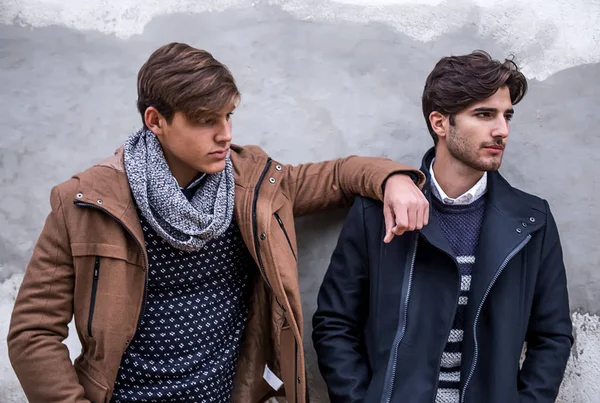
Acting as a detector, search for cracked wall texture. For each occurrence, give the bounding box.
[0,1,598,401]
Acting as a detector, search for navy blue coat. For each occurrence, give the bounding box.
[312,148,573,403]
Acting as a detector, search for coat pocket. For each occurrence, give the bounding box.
[75,364,108,403]
[71,242,144,342]
[88,256,100,337]
[273,212,297,261]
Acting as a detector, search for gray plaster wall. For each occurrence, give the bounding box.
[1,1,599,402]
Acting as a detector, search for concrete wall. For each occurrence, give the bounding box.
[1,0,599,401]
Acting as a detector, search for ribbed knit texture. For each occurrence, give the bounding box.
[431,195,486,403]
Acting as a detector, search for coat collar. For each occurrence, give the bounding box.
[75,143,269,203]
[72,144,272,248]
[417,147,547,308]
[418,147,546,231]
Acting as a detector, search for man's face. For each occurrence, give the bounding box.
[443,86,513,172]
[157,105,234,176]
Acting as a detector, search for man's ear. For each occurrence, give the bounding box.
[144,107,166,136]
[429,111,449,141]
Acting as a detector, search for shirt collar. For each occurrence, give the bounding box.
[179,173,207,201]
[180,173,207,191]
[429,158,488,205]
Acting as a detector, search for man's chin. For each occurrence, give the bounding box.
[478,160,502,172]
[465,156,502,172]
[199,161,227,175]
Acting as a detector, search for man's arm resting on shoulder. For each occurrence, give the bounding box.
[284,154,428,239]
[518,201,573,403]
[7,186,89,403]
[312,196,372,403]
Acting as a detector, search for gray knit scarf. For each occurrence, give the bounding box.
[123,128,235,252]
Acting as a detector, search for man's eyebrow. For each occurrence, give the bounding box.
[472,107,515,114]
[222,105,236,115]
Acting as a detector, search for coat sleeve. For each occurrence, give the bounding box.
[518,200,573,403]
[7,186,90,403]
[283,155,424,216]
[312,196,372,403]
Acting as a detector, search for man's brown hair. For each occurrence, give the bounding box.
[137,42,240,127]
[422,50,528,144]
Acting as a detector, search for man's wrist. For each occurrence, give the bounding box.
[382,171,420,192]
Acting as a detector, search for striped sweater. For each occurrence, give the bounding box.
[431,195,486,402]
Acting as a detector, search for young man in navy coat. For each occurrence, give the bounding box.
[312,50,573,403]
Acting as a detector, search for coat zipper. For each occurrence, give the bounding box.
[274,212,297,261]
[460,234,532,403]
[87,256,100,337]
[385,235,419,403]
[74,201,148,345]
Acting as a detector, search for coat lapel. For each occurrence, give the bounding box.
[419,187,456,259]
[468,172,546,311]
[417,148,546,317]
[418,149,462,259]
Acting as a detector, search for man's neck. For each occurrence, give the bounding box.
[171,165,200,189]
[432,150,484,199]
[162,149,200,188]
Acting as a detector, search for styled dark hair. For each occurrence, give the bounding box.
[137,42,240,128]
[422,50,528,144]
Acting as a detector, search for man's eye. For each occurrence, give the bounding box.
[476,112,490,118]
[226,112,234,120]
[505,115,513,122]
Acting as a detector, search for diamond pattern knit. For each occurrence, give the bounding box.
[111,210,253,402]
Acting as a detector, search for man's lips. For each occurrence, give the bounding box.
[209,148,229,157]
[483,144,504,151]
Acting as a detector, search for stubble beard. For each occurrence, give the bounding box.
[446,126,503,172]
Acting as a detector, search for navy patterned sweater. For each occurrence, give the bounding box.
[111,184,254,402]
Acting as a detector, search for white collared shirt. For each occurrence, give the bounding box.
[179,173,207,191]
[429,159,487,205]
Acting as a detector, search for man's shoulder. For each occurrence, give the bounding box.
[53,148,127,200]
[355,195,384,210]
[498,174,549,214]
[493,172,556,236]
[230,144,270,161]
[350,196,384,225]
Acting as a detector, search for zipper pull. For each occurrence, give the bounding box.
[93,257,100,278]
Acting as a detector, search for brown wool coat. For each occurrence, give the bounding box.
[7,144,424,403]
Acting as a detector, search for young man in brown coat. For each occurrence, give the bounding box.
[7,42,428,403]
